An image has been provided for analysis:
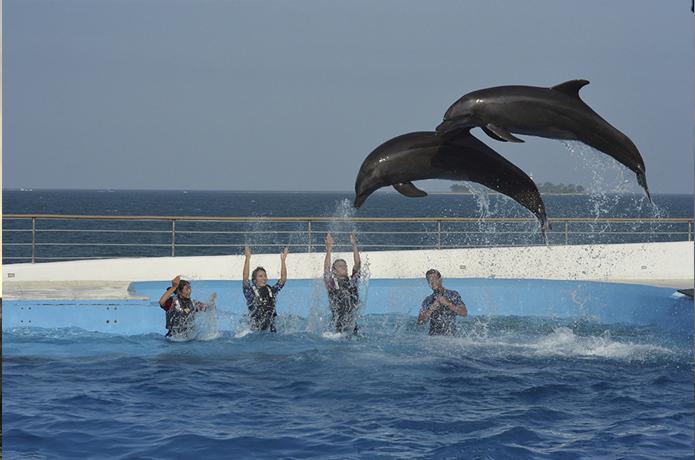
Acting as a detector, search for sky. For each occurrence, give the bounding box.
[4,0,694,193]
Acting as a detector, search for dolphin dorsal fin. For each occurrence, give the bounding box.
[551,79,590,99]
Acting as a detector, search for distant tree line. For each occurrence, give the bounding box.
[450,182,585,194]
[536,182,585,194]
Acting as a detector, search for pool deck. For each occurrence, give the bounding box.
[3,281,148,301]
[4,241,693,300]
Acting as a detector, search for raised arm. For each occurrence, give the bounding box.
[280,247,288,284]
[242,246,251,285]
[324,233,334,275]
[350,231,361,274]
[159,275,180,306]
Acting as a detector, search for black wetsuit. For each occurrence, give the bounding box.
[243,281,284,332]
[165,295,195,337]
[420,289,464,336]
[326,272,360,334]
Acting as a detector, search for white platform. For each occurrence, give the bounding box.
[4,242,693,300]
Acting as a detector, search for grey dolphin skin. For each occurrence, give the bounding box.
[436,80,651,201]
[354,131,548,231]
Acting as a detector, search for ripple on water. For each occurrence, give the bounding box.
[3,315,692,459]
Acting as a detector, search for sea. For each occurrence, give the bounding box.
[3,190,694,459]
[3,190,693,262]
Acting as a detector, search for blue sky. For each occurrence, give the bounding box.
[4,1,693,193]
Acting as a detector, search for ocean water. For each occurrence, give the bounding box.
[4,314,693,460]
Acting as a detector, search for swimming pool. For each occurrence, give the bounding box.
[4,279,693,458]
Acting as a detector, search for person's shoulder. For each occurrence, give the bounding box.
[324,272,336,289]
[272,280,285,292]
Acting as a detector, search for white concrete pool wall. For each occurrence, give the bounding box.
[3,241,693,299]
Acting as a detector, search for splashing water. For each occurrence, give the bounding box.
[447,182,544,247]
[450,182,496,246]
[561,141,666,243]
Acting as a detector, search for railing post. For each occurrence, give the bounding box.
[31,217,36,263]
[437,220,442,250]
[171,219,176,257]
[307,221,312,253]
[689,220,692,242]
[564,221,569,245]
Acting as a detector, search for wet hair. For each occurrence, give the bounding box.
[332,258,347,272]
[425,269,441,280]
[251,266,267,285]
[176,279,191,292]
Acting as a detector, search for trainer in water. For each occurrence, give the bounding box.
[159,275,216,339]
[436,79,651,201]
[323,231,362,335]
[242,245,288,332]
[418,269,468,336]
[354,130,548,232]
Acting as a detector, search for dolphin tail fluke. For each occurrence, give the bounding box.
[540,217,551,245]
[353,194,367,209]
[637,171,652,204]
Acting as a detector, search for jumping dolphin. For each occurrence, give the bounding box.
[436,80,651,201]
[354,130,548,231]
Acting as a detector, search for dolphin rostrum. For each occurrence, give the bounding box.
[436,80,651,201]
[354,130,548,231]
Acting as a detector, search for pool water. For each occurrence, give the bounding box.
[3,279,693,459]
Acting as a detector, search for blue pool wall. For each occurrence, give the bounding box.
[5,278,692,337]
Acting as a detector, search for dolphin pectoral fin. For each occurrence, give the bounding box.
[485,124,524,143]
[551,79,590,99]
[482,126,509,142]
[393,182,428,198]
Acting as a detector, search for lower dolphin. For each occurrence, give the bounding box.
[354,130,548,231]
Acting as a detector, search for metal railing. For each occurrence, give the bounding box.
[3,214,693,264]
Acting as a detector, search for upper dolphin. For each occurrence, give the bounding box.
[354,130,548,231]
[436,79,651,201]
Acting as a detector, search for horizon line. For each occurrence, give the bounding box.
[3,187,693,196]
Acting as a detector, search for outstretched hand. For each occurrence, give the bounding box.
[281,247,289,261]
[171,275,181,288]
[244,245,252,258]
[325,232,334,249]
[350,230,358,246]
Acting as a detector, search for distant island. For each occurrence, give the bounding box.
[449,182,586,195]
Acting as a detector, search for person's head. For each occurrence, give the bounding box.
[332,258,349,278]
[425,269,443,291]
[177,279,192,299]
[252,267,268,287]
